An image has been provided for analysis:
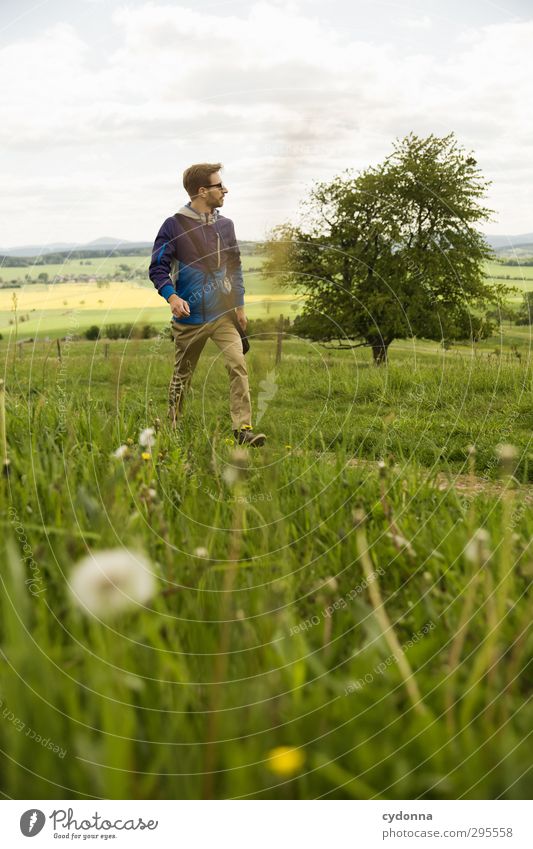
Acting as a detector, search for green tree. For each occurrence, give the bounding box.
[515,291,533,326]
[141,324,158,339]
[84,325,101,340]
[265,133,506,363]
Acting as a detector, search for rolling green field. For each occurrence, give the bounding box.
[0,331,532,799]
[485,261,533,304]
[485,260,533,282]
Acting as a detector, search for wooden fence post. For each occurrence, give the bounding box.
[56,338,62,362]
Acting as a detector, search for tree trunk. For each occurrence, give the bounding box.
[370,340,390,365]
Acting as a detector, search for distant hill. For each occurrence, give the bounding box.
[0,236,264,266]
[0,237,152,259]
[484,233,533,258]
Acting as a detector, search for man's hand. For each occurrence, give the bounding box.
[168,293,190,319]
[236,307,247,332]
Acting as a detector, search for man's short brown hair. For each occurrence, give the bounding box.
[183,162,223,198]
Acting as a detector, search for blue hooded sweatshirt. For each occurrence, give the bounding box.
[148,203,245,325]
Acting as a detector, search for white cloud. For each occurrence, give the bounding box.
[400,15,432,29]
[0,3,532,243]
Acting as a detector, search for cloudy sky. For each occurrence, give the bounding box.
[1,0,531,247]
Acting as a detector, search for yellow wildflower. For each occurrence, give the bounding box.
[267,746,305,777]
[141,452,151,461]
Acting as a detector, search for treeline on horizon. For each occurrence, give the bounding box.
[2,245,532,270]
[0,241,264,267]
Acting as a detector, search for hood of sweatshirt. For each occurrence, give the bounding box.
[176,202,219,226]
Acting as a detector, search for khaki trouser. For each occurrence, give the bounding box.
[168,314,252,430]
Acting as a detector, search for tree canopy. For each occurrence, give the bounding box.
[265,133,509,363]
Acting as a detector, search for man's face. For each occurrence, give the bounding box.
[201,171,228,210]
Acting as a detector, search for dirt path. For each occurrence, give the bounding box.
[291,451,533,502]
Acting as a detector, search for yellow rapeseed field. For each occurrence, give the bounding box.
[0,283,297,313]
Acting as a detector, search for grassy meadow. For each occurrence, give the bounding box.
[0,318,532,799]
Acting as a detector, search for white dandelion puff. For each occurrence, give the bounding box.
[68,548,156,619]
[193,546,209,558]
[464,528,491,566]
[222,448,249,487]
[222,465,239,487]
[112,445,129,459]
[496,443,517,462]
[139,427,156,448]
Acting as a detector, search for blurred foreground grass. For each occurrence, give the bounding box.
[0,335,531,799]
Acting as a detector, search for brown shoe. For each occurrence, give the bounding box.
[233,426,267,447]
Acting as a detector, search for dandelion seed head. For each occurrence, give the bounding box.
[464,528,491,565]
[222,448,249,487]
[113,445,129,459]
[68,548,156,619]
[222,465,239,486]
[139,427,156,448]
[496,443,518,462]
[496,443,518,475]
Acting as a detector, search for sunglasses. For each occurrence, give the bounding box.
[205,182,227,191]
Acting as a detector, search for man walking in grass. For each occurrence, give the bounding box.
[149,162,266,447]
